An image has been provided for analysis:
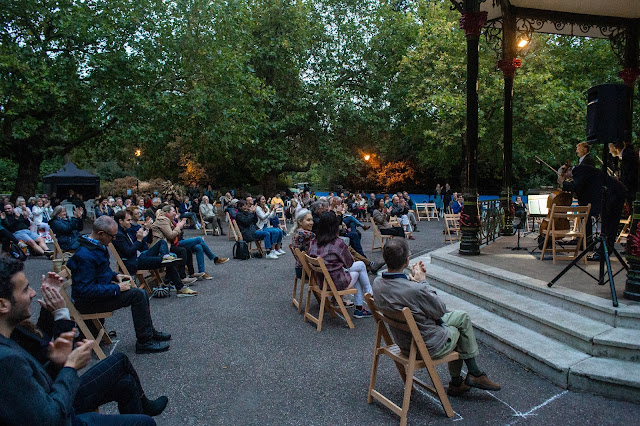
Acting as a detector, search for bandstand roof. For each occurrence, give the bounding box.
[481,0,640,39]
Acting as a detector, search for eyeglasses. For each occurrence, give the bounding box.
[100,230,117,240]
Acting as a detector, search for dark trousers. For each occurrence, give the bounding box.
[380,226,405,238]
[76,288,154,343]
[74,353,146,415]
[345,231,364,257]
[602,196,624,249]
[75,412,155,425]
[170,245,194,277]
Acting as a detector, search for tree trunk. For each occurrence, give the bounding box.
[12,145,43,200]
[262,172,278,195]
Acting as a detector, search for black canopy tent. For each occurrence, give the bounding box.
[42,162,100,199]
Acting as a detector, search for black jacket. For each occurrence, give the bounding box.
[563,164,626,217]
[235,210,259,242]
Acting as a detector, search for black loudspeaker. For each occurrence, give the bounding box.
[586,83,632,144]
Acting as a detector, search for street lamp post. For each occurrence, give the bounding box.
[134,149,142,194]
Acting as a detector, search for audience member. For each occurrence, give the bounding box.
[66,216,171,354]
[372,238,501,396]
[0,257,163,424]
[290,209,315,279]
[49,205,84,251]
[309,211,373,318]
[372,198,405,237]
[254,195,286,259]
[1,202,50,256]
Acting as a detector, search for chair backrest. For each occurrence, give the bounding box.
[49,230,64,260]
[369,216,382,237]
[444,213,460,229]
[232,219,243,241]
[364,293,436,364]
[293,247,312,279]
[107,243,133,276]
[548,204,591,233]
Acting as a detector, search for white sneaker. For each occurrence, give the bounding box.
[276,249,286,255]
[266,251,279,259]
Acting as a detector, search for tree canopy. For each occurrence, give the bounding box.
[1,0,637,196]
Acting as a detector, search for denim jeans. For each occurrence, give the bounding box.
[255,227,282,250]
[342,215,363,233]
[347,260,372,306]
[345,231,364,256]
[138,243,182,290]
[75,412,155,425]
[178,237,216,273]
[180,212,199,226]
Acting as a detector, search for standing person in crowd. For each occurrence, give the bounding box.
[372,238,501,396]
[1,202,50,256]
[290,209,315,279]
[187,183,200,201]
[0,257,164,424]
[31,197,51,234]
[443,183,454,207]
[49,205,85,251]
[309,211,373,318]
[372,198,405,237]
[204,185,216,202]
[66,216,171,354]
[254,195,286,258]
[434,184,444,216]
[113,211,197,297]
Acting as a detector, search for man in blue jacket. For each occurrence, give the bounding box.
[67,216,170,354]
[0,257,158,425]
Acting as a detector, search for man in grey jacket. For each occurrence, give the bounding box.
[371,238,501,396]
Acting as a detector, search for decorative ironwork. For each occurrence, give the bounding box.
[601,26,626,63]
[497,58,522,77]
[460,11,488,37]
[516,17,546,42]
[484,19,503,57]
[619,67,640,86]
[478,198,502,246]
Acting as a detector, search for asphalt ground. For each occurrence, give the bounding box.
[19,218,640,425]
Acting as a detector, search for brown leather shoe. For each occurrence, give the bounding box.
[447,380,471,396]
[465,373,501,391]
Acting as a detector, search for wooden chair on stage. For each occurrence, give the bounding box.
[444,214,460,243]
[303,253,358,331]
[617,215,631,244]
[57,267,113,360]
[364,294,458,424]
[199,212,214,236]
[230,219,264,256]
[291,246,312,314]
[539,204,591,264]
[370,217,393,252]
[107,243,161,295]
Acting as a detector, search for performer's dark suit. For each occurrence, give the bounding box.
[581,153,596,167]
[563,164,626,248]
[620,147,638,206]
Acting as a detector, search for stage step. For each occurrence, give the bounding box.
[430,285,640,402]
[424,264,639,361]
[429,247,640,329]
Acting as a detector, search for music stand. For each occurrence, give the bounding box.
[507,210,528,251]
[547,143,628,307]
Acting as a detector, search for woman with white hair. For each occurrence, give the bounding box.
[49,204,84,251]
[200,196,224,235]
[290,209,314,279]
[31,198,51,233]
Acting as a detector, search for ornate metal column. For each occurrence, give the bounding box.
[622,24,640,301]
[498,4,520,236]
[457,0,486,255]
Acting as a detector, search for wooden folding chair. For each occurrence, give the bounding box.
[276,207,287,232]
[291,246,312,314]
[303,253,358,331]
[227,212,238,241]
[370,217,393,252]
[50,230,74,261]
[57,267,113,360]
[107,243,161,294]
[444,214,460,243]
[415,203,428,221]
[617,215,631,244]
[231,219,265,256]
[364,294,459,423]
[425,203,439,221]
[539,204,591,264]
[199,212,214,236]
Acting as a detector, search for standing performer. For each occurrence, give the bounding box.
[576,142,596,167]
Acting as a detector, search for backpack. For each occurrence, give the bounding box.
[233,240,250,260]
[9,241,28,261]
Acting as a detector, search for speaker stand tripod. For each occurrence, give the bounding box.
[547,144,628,307]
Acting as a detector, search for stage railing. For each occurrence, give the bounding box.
[478,198,502,247]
